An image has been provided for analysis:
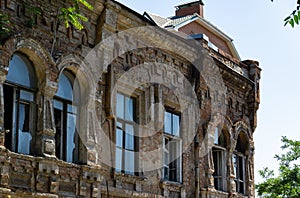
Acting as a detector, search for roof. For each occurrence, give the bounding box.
[165,15,197,27]
[143,12,169,27]
[143,12,241,60]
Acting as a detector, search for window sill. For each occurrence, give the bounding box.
[160,180,183,192]
[201,188,229,198]
[235,192,248,198]
[113,172,147,184]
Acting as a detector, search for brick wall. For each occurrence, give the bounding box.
[0,0,260,197]
[179,21,233,57]
[176,4,204,17]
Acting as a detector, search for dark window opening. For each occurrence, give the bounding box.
[4,53,37,155]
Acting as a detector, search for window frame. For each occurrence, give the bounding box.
[233,152,246,194]
[212,128,228,192]
[115,92,137,175]
[4,53,37,155]
[162,110,182,183]
[54,70,80,163]
[212,146,227,191]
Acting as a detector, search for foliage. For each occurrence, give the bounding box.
[256,136,300,197]
[0,0,93,33]
[59,0,93,30]
[271,0,300,28]
[0,13,10,35]
[23,1,42,28]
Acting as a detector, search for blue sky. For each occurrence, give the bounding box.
[116,0,300,183]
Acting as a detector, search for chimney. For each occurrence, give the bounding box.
[175,1,204,17]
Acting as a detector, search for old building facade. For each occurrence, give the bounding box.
[0,0,260,197]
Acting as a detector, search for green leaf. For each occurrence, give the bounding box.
[256,136,300,197]
[77,0,93,10]
[294,14,299,25]
[0,13,11,34]
[284,20,289,26]
[289,19,295,28]
[59,0,93,30]
[75,13,88,22]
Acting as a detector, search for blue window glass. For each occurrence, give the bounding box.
[6,54,37,89]
[54,70,79,163]
[164,111,180,136]
[56,71,74,101]
[4,53,37,155]
[115,93,136,174]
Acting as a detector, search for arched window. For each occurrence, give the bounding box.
[4,53,37,155]
[213,128,229,191]
[233,132,248,195]
[54,70,79,163]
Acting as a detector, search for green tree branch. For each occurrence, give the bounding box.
[272,0,300,28]
[256,136,300,197]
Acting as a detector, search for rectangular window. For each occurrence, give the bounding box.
[54,99,78,163]
[213,148,226,191]
[233,153,245,194]
[163,111,182,183]
[115,93,136,175]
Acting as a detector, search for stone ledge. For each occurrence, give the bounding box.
[201,188,229,198]
[114,172,147,184]
[101,185,164,198]
[160,180,183,192]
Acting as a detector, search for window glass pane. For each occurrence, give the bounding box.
[12,101,18,151]
[164,166,169,180]
[116,121,122,129]
[125,96,134,121]
[125,124,134,150]
[239,157,244,180]
[116,128,123,147]
[164,112,172,134]
[17,103,32,154]
[214,128,219,144]
[164,150,169,166]
[169,141,177,165]
[54,108,63,158]
[233,154,237,178]
[66,113,76,162]
[56,72,73,101]
[68,104,77,114]
[219,131,226,147]
[213,150,223,176]
[116,93,124,119]
[173,114,180,136]
[20,90,34,102]
[53,100,63,110]
[6,54,37,88]
[115,147,122,172]
[169,163,177,181]
[124,150,134,174]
